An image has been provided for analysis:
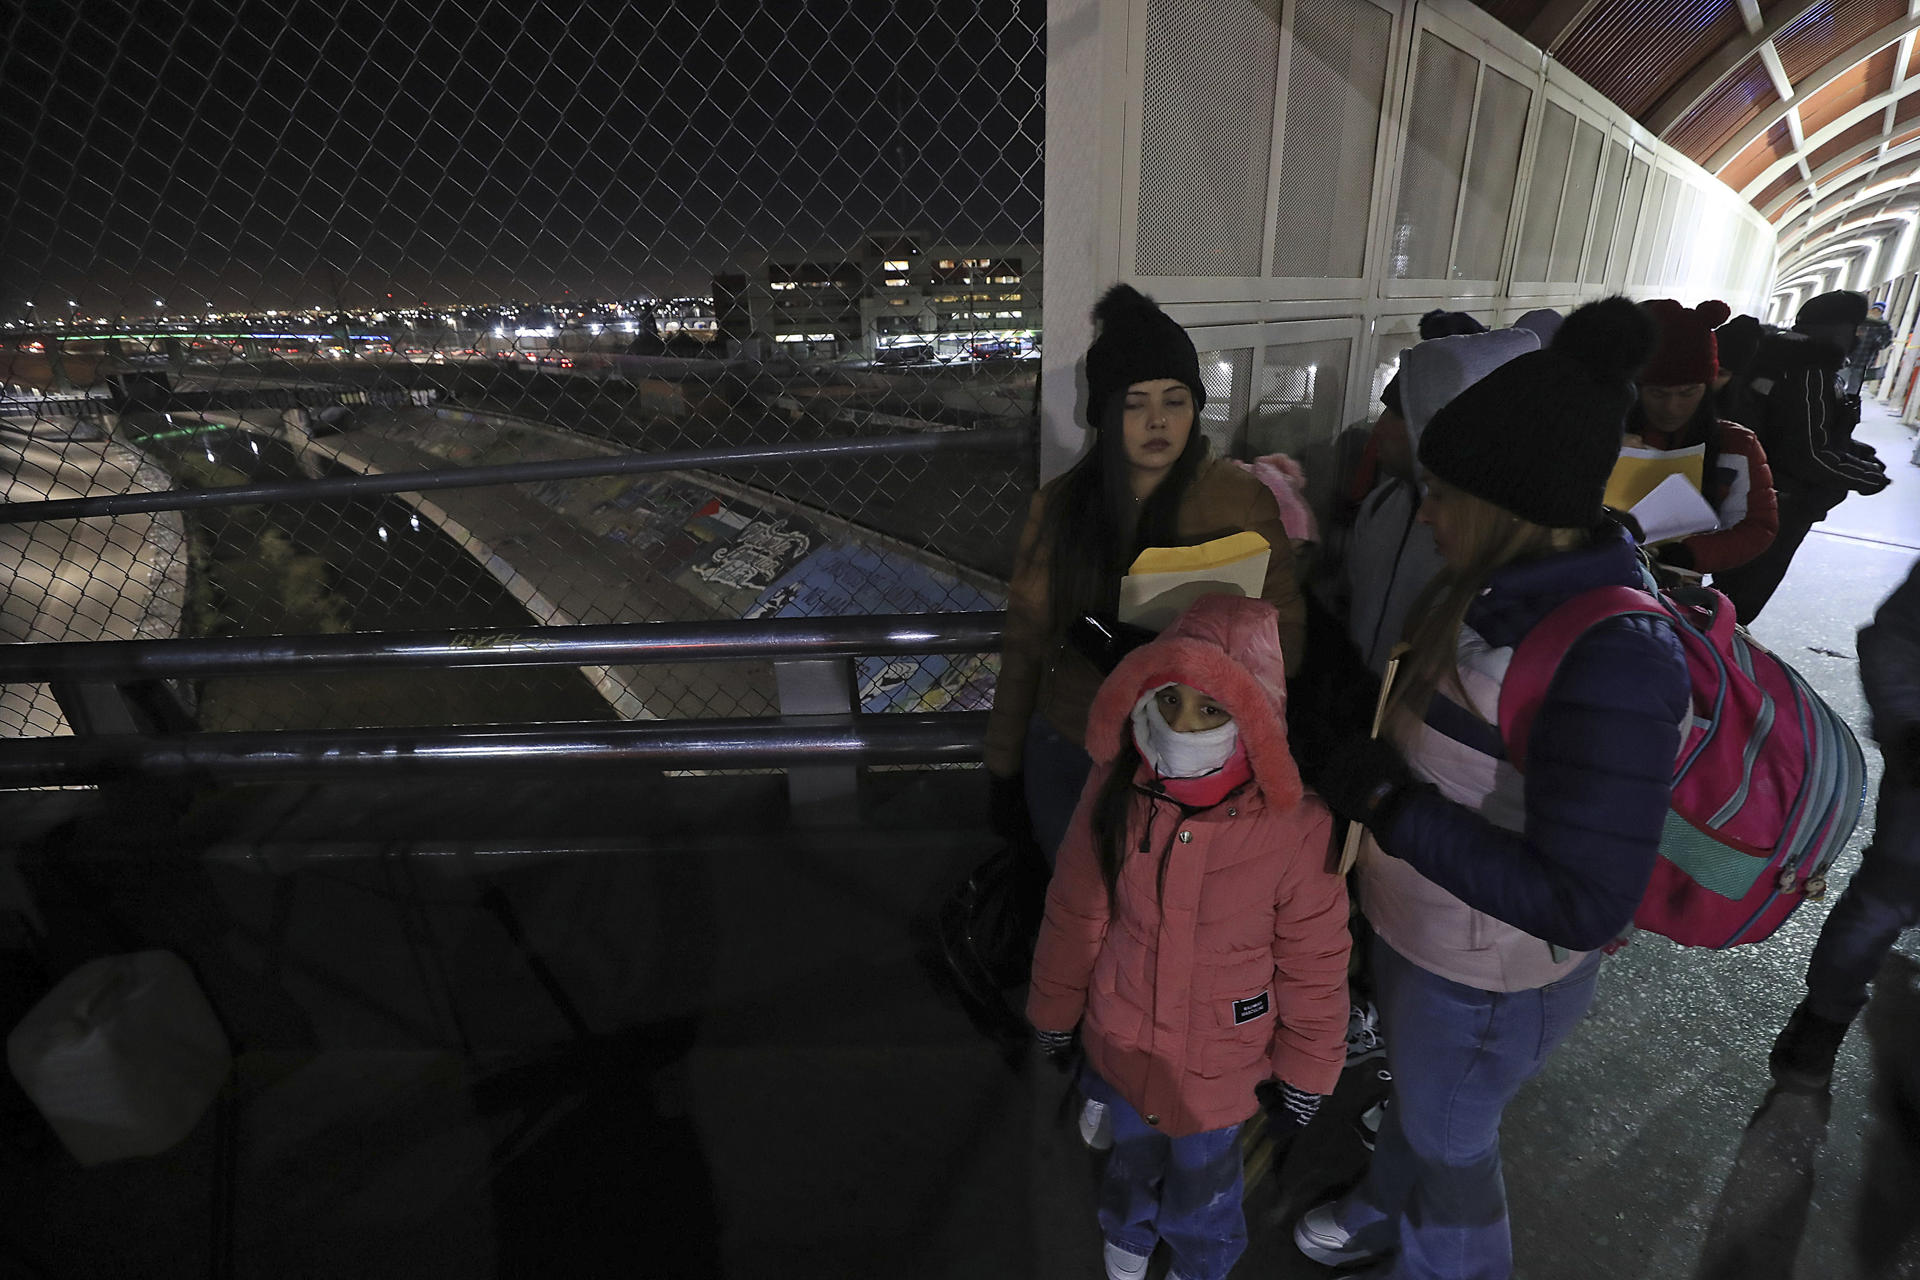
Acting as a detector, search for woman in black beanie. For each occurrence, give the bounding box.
[1292,298,1691,1280]
[983,284,1307,864]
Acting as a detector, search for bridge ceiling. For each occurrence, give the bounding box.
[1473,0,1920,293]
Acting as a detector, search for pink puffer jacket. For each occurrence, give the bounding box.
[1027,595,1349,1137]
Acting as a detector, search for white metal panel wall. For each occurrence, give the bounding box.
[1041,0,1778,484]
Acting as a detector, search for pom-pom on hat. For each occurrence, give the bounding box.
[1638,298,1731,386]
[1084,283,1206,429]
[1417,296,1657,529]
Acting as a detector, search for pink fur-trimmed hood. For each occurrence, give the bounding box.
[1085,594,1303,810]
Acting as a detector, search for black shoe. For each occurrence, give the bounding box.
[1768,999,1851,1089]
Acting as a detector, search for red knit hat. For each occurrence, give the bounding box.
[1638,298,1732,386]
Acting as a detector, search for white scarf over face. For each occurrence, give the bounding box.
[1130,686,1239,779]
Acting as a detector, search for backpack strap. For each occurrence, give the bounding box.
[1497,585,1668,771]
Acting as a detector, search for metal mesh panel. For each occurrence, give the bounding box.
[1551,120,1605,282]
[0,3,1042,737]
[1250,336,1351,519]
[1135,0,1282,277]
[1629,169,1670,283]
[1612,154,1651,282]
[1389,32,1478,279]
[1454,67,1532,280]
[1270,0,1393,279]
[1645,171,1684,284]
[1585,141,1630,284]
[1664,183,1700,282]
[1366,330,1408,422]
[1194,347,1255,459]
[1514,103,1577,283]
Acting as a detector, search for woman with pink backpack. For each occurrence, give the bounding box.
[1292,298,1691,1280]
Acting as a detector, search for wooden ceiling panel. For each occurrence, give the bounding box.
[1796,44,1898,135]
[1555,1,1744,118]
[1774,0,1909,83]
[1807,113,1885,169]
[1723,117,1798,191]
[1667,55,1781,163]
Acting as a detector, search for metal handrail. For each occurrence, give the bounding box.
[0,712,989,787]
[0,427,1028,524]
[0,613,1007,681]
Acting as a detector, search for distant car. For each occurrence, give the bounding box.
[876,342,935,365]
[969,339,1023,360]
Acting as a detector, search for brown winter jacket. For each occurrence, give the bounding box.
[983,457,1307,777]
[1027,596,1348,1136]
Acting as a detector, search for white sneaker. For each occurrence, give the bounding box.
[1079,1097,1114,1151]
[1293,1201,1381,1268]
[1103,1240,1150,1280]
[1345,1001,1386,1066]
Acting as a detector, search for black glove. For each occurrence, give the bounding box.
[1035,1027,1078,1073]
[989,772,1034,846]
[1315,734,1416,833]
[1255,1078,1324,1168]
[1657,541,1696,572]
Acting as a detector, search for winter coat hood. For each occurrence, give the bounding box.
[1085,594,1303,810]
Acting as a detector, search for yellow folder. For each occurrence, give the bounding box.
[1603,444,1705,513]
[1118,531,1271,631]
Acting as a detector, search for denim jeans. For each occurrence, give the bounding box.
[1330,937,1603,1280]
[1081,1070,1247,1280]
[1023,715,1093,869]
[1805,774,1920,1023]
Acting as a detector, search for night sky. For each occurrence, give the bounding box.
[1,1,1043,314]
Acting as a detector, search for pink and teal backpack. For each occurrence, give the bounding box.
[1499,583,1867,949]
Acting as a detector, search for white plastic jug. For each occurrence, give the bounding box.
[8,950,231,1166]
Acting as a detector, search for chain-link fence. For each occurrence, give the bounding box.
[1,2,1042,738]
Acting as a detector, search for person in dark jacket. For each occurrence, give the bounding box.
[1770,557,1920,1088]
[1840,301,1894,396]
[1713,290,1889,623]
[1290,298,1690,1280]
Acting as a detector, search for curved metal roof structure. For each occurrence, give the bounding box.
[1474,0,1920,311]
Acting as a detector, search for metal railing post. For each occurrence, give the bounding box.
[774,658,861,820]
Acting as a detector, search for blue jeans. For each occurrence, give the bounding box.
[1023,715,1093,868]
[1082,1070,1247,1280]
[1805,774,1920,1022]
[1330,938,1603,1280]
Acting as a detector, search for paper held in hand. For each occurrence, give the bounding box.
[1628,472,1719,545]
[1603,443,1704,512]
[1118,531,1271,631]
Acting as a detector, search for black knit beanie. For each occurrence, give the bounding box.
[1084,284,1206,428]
[1417,296,1657,529]
[1795,289,1867,330]
[1419,309,1489,340]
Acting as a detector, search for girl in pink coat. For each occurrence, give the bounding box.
[1028,594,1350,1280]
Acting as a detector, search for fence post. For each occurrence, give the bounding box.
[773,658,860,821]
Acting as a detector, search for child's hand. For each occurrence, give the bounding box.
[1255,1078,1324,1170]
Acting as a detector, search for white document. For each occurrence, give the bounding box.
[1629,472,1720,545]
